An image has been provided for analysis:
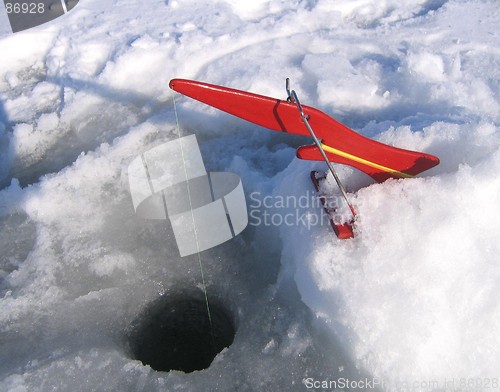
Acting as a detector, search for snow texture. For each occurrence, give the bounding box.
[0,0,499,391]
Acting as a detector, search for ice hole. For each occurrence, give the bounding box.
[128,290,236,373]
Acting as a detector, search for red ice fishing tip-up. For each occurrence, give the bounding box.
[169,78,439,238]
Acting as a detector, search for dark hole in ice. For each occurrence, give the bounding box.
[128,291,235,373]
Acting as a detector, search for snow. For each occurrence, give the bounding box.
[1,0,499,391]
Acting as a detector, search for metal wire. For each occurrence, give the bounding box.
[286,78,356,219]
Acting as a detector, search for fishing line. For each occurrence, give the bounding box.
[171,91,217,349]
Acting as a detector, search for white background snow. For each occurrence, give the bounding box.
[0,0,499,391]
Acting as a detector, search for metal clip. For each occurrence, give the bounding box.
[286,77,293,103]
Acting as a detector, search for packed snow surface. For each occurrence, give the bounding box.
[0,0,499,391]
